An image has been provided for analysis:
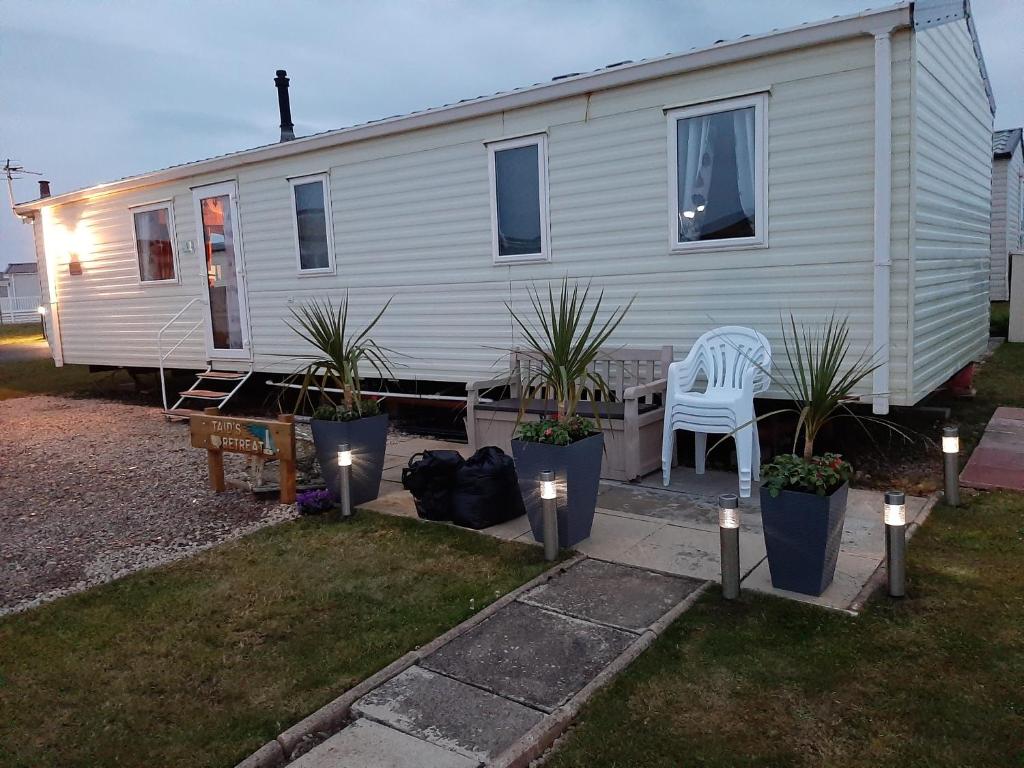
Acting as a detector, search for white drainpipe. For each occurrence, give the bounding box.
[872,28,893,415]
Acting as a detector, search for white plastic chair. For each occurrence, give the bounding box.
[662,327,771,498]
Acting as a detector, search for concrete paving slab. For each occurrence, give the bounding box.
[641,466,761,503]
[520,559,703,632]
[352,666,544,762]
[485,514,534,541]
[611,522,766,581]
[360,489,417,518]
[572,511,668,561]
[596,483,763,533]
[385,438,470,459]
[421,601,634,712]
[962,407,1024,491]
[289,718,478,768]
[742,550,881,612]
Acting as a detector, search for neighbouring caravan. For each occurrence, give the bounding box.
[14,1,994,416]
[990,128,1023,301]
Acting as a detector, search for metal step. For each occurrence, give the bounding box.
[179,389,231,400]
[197,371,248,381]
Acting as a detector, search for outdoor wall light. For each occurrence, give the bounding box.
[884,490,906,598]
[540,470,558,562]
[718,493,740,600]
[942,425,960,507]
[338,443,353,518]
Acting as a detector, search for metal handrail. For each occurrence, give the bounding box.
[157,297,207,411]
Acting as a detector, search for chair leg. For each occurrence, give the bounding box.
[662,424,674,486]
[735,426,753,498]
[751,421,761,482]
[694,432,707,475]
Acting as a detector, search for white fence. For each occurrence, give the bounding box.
[0,296,43,323]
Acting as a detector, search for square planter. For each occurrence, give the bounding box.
[511,433,603,548]
[759,482,848,596]
[312,414,389,507]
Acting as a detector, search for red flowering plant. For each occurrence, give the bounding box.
[517,414,596,446]
[761,453,852,498]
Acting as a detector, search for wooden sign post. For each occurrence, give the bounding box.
[190,408,297,504]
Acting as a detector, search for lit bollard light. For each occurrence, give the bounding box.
[942,425,960,507]
[884,490,906,598]
[540,470,559,562]
[718,493,740,600]
[338,443,353,518]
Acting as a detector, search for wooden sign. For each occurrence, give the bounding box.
[190,409,296,503]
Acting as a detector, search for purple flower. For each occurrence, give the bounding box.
[297,489,335,514]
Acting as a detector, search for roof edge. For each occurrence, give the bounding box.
[994,128,1023,159]
[15,3,912,214]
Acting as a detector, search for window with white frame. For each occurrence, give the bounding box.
[668,94,767,249]
[131,201,177,283]
[289,173,334,272]
[488,135,548,263]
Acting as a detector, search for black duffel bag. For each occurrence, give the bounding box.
[401,450,465,521]
[451,446,526,530]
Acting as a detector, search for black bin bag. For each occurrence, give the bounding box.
[401,450,464,521]
[451,446,527,530]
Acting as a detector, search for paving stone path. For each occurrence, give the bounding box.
[287,559,704,767]
[960,406,1024,491]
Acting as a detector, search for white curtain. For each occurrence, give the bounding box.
[677,116,715,242]
[732,108,756,222]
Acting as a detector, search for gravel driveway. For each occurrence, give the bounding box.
[0,396,294,616]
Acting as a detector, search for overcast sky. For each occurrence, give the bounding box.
[2,0,1021,270]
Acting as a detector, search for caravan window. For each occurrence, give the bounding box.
[668,94,767,250]
[131,201,178,283]
[290,173,334,273]
[488,135,549,263]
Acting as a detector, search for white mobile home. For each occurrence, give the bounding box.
[990,128,1023,301]
[14,1,994,415]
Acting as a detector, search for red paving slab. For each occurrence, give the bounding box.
[961,408,1024,491]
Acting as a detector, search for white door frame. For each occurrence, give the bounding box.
[192,181,252,361]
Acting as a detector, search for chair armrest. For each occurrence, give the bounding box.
[623,377,667,400]
[466,373,514,394]
[668,355,701,393]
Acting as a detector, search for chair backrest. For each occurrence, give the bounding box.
[687,326,772,394]
[510,345,673,401]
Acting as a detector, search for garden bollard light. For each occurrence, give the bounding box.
[942,425,960,507]
[884,490,906,598]
[718,493,740,600]
[338,443,353,518]
[540,470,558,562]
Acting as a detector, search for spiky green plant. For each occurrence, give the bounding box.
[507,278,633,421]
[285,294,394,417]
[770,313,898,461]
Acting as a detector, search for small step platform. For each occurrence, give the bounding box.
[197,371,248,381]
[178,388,231,400]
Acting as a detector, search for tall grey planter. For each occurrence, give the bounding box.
[312,414,389,507]
[759,482,848,596]
[511,433,603,548]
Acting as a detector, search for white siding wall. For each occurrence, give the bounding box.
[39,185,209,368]
[35,32,921,403]
[990,146,1024,301]
[911,20,992,401]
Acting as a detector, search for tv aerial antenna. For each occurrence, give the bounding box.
[3,159,42,217]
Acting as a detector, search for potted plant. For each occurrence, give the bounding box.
[287,294,395,507]
[507,278,632,547]
[758,313,897,596]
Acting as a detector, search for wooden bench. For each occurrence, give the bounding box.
[466,346,673,482]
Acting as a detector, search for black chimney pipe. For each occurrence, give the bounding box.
[274,70,295,142]
[38,180,51,198]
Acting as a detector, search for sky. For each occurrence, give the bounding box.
[2,0,1021,270]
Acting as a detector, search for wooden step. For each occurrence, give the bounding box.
[198,371,248,381]
[163,408,204,420]
[179,389,231,400]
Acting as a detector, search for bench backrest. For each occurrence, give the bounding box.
[509,345,673,402]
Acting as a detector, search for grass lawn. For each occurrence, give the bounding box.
[0,512,552,768]
[0,323,45,345]
[546,491,1024,767]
